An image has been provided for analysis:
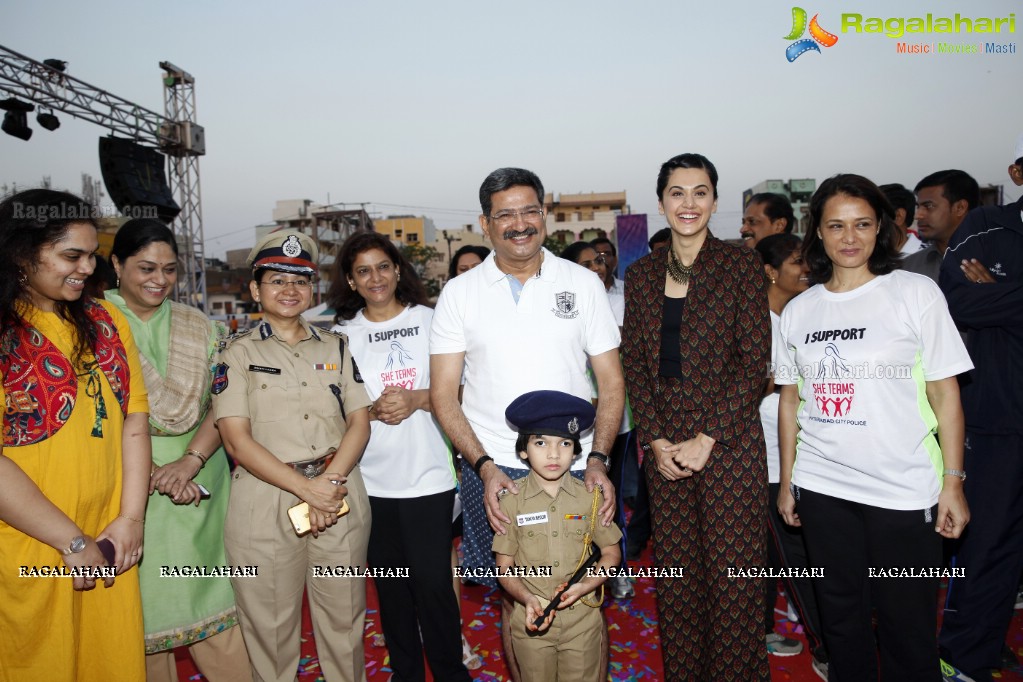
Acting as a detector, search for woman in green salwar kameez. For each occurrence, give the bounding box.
[108,219,252,682]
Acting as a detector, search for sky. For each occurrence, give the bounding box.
[2,0,1021,259]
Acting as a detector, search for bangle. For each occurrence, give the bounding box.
[943,468,967,482]
[118,513,144,524]
[184,449,207,468]
[473,454,494,476]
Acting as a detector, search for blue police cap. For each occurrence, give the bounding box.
[505,390,595,439]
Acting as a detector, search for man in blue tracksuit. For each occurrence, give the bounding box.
[937,136,1023,682]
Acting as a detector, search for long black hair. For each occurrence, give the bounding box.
[448,244,490,280]
[0,189,99,368]
[327,232,428,322]
[111,218,178,264]
[754,233,802,270]
[656,153,719,200]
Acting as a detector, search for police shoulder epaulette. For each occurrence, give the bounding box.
[218,328,253,351]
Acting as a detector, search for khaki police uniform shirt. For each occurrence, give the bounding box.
[492,473,622,600]
[212,319,371,463]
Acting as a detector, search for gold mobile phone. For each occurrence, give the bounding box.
[287,500,350,536]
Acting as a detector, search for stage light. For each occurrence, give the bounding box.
[2,111,31,140]
[0,98,35,141]
[43,59,67,72]
[37,111,60,131]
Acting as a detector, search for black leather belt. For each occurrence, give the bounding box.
[288,452,335,479]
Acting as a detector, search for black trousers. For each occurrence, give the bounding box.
[367,489,471,682]
[797,487,941,682]
[625,444,651,552]
[939,432,1023,673]
[609,430,633,566]
[764,482,826,660]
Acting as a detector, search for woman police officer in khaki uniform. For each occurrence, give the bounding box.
[213,230,372,682]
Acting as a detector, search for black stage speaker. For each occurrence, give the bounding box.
[98,137,181,222]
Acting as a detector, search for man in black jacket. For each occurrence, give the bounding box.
[937,135,1023,682]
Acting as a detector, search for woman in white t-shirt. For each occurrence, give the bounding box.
[327,233,471,682]
[754,233,828,671]
[776,174,973,682]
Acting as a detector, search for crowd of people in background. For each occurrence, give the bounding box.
[2,134,1022,682]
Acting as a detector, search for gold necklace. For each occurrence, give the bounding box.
[666,248,695,285]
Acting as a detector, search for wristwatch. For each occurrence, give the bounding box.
[61,535,87,556]
[473,454,494,476]
[587,451,610,469]
[943,469,967,482]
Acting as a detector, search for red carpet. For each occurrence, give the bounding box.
[174,545,1023,681]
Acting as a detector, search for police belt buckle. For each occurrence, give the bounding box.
[289,452,336,479]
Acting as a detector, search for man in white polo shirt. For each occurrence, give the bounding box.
[431,167,624,681]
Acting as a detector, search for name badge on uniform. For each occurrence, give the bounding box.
[249,364,281,374]
[517,511,549,527]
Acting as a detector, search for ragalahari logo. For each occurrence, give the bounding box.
[785,7,839,61]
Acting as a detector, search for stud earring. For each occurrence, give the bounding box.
[770,276,776,285]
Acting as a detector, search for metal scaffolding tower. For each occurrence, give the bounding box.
[159,61,206,306]
[0,44,207,305]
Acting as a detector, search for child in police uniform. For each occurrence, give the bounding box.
[492,390,623,682]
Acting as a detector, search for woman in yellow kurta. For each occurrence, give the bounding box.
[0,189,150,681]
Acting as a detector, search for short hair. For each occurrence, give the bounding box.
[656,153,719,200]
[802,174,901,285]
[559,241,597,265]
[879,183,916,227]
[648,227,671,250]
[327,232,428,321]
[515,432,583,457]
[479,168,545,218]
[747,193,795,233]
[447,244,491,280]
[111,218,178,264]
[754,233,802,270]
[589,236,616,256]
[252,267,275,284]
[914,170,980,212]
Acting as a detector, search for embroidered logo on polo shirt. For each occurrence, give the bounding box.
[552,291,579,319]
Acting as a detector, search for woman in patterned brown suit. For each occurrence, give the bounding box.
[622,153,770,681]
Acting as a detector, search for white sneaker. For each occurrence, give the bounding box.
[462,634,482,670]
